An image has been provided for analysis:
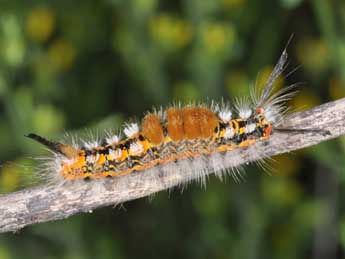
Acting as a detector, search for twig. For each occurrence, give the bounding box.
[0,98,345,234]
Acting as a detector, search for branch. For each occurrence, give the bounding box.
[1,98,345,233]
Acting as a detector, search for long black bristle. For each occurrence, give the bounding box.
[274,128,331,136]
[25,133,62,154]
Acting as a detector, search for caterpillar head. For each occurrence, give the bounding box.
[254,107,272,137]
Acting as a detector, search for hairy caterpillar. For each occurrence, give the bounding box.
[27,48,297,184]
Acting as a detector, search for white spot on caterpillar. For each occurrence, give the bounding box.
[129,141,144,155]
[239,108,252,119]
[105,135,120,145]
[224,126,235,139]
[235,97,252,119]
[83,141,99,149]
[108,148,122,160]
[124,123,139,137]
[219,109,232,122]
[86,153,100,164]
[245,123,256,133]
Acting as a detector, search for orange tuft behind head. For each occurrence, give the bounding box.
[141,113,164,145]
[197,107,219,138]
[166,107,184,141]
[166,106,219,141]
[182,107,201,139]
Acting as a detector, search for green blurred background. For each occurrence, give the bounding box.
[0,0,345,258]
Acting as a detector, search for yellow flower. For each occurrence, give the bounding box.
[0,165,20,193]
[150,15,192,50]
[200,22,236,56]
[33,104,65,136]
[329,78,345,100]
[26,7,55,42]
[296,38,330,73]
[48,39,76,71]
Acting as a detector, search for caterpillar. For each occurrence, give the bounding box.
[27,48,296,184]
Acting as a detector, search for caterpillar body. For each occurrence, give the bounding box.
[27,49,294,183]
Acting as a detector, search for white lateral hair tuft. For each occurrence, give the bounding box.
[124,123,139,137]
[235,97,252,119]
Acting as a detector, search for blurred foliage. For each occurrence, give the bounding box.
[0,0,345,258]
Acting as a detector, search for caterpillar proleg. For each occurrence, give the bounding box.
[27,48,297,185]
